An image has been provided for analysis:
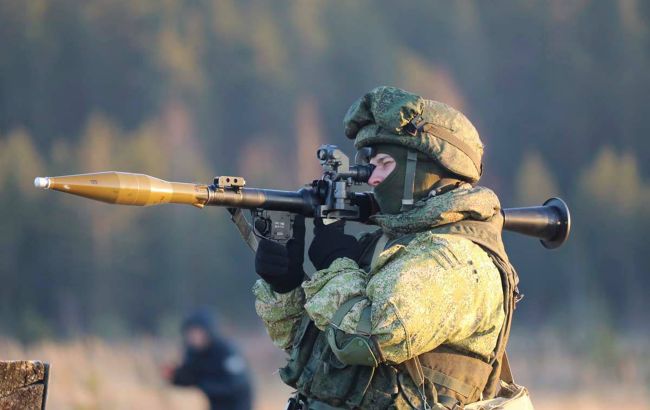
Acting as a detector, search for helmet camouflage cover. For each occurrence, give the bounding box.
[344,86,484,182]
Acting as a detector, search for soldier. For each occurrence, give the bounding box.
[165,309,253,410]
[253,86,533,409]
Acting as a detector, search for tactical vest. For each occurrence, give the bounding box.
[280,218,520,410]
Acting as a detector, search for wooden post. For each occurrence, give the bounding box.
[0,361,50,410]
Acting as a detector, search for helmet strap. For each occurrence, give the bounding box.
[404,114,483,181]
[400,150,418,212]
[429,178,464,197]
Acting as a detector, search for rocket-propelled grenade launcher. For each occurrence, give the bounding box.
[34,145,570,249]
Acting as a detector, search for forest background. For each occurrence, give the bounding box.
[1,1,648,408]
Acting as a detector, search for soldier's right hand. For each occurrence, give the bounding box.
[255,215,305,293]
[308,218,360,270]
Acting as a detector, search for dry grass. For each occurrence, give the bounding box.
[1,338,205,409]
[0,333,292,410]
[1,333,648,410]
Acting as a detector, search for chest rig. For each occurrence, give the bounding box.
[281,218,520,410]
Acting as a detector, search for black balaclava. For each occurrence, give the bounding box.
[372,144,445,215]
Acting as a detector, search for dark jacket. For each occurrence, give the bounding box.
[172,310,252,410]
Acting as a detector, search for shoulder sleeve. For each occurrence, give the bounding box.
[366,233,505,364]
[253,279,305,350]
[302,257,367,331]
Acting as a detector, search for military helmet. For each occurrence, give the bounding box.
[344,86,483,182]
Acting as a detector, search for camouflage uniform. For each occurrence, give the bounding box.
[255,185,503,359]
[253,87,531,409]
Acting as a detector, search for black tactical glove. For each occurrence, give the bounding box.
[255,215,305,293]
[308,219,360,271]
[350,192,380,224]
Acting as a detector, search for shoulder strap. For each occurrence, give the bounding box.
[481,251,518,397]
[428,220,509,263]
[370,234,391,272]
[425,220,520,398]
[331,296,366,328]
[374,220,520,398]
[500,351,515,385]
[357,229,384,272]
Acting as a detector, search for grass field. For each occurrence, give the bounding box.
[1,332,648,409]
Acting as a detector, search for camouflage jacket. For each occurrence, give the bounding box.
[253,185,505,365]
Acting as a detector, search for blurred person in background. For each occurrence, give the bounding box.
[253,86,531,409]
[164,308,252,410]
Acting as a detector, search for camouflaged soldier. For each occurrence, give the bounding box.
[253,86,533,409]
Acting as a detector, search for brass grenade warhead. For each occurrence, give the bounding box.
[34,172,210,208]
